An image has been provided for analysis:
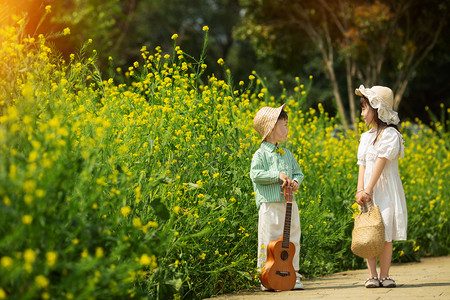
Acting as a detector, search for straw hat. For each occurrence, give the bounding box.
[355,85,400,125]
[253,104,286,141]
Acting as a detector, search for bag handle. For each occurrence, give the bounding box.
[361,200,375,213]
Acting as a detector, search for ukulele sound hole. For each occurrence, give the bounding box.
[280,250,289,261]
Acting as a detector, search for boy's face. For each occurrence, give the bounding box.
[268,118,289,143]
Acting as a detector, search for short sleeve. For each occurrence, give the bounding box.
[377,127,404,160]
[357,132,369,165]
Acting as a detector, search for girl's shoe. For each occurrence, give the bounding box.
[364,276,380,288]
[380,277,396,288]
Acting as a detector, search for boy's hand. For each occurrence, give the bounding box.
[291,180,299,192]
[279,172,292,188]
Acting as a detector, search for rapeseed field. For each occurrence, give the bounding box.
[0,19,448,299]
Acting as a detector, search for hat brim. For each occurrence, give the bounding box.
[354,85,400,125]
[261,104,286,141]
[355,87,365,98]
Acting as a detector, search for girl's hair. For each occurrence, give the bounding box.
[360,96,399,144]
[278,109,288,120]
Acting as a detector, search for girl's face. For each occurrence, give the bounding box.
[268,118,289,144]
[361,101,376,127]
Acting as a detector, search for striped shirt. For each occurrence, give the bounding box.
[250,142,304,209]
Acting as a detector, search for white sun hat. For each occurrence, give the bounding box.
[355,85,400,125]
[253,104,286,142]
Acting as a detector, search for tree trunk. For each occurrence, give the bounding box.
[326,59,349,129]
[345,57,357,128]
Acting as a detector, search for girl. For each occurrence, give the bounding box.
[355,85,407,288]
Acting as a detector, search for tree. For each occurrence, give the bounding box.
[1,0,136,69]
[115,0,244,80]
[238,0,449,128]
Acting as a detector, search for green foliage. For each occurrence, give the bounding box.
[0,20,449,300]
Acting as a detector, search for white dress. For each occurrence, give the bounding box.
[357,127,408,241]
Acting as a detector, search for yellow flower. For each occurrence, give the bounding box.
[81,249,89,258]
[9,164,17,179]
[35,275,49,288]
[132,217,142,228]
[22,82,34,100]
[46,251,57,266]
[274,147,285,156]
[28,151,38,162]
[22,215,33,225]
[120,206,131,217]
[139,253,155,266]
[45,5,51,13]
[217,58,224,66]
[171,33,178,40]
[95,247,104,258]
[202,26,209,32]
[24,249,36,263]
[1,256,13,268]
[63,27,71,35]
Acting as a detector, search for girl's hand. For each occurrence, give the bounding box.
[356,190,372,206]
[355,191,364,206]
[291,180,299,192]
[279,172,292,188]
[360,192,372,203]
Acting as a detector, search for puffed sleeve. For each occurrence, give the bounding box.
[357,132,368,165]
[377,127,404,160]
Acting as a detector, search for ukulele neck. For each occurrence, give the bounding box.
[282,201,292,249]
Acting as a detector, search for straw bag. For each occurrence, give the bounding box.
[351,201,385,258]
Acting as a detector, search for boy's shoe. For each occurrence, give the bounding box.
[293,272,304,290]
[260,284,273,291]
[365,276,380,288]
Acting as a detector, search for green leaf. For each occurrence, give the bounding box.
[150,197,170,221]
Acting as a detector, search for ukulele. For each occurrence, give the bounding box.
[260,186,296,291]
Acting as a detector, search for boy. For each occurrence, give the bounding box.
[250,104,304,291]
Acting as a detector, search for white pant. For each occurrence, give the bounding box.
[257,201,301,271]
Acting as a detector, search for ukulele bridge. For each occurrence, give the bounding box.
[275,271,291,277]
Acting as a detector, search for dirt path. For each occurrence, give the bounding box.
[207,256,450,299]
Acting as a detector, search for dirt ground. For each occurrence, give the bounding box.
[207,256,450,299]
